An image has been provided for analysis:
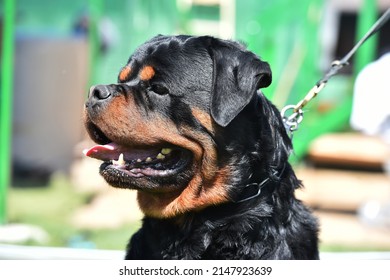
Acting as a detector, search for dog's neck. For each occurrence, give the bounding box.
[232,162,286,203]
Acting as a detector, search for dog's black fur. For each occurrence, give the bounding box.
[84,35,319,260]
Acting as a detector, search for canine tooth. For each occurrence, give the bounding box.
[145,157,152,163]
[113,153,125,165]
[156,153,166,160]
[161,148,172,155]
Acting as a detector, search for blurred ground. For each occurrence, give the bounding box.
[298,132,390,251]
[296,168,390,250]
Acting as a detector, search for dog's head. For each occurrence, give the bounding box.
[84,35,290,218]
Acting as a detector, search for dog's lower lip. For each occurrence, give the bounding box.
[102,164,180,178]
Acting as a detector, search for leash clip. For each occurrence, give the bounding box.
[281,105,304,134]
[280,8,390,137]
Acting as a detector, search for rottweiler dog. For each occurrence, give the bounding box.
[83,35,319,259]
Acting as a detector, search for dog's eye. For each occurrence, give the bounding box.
[149,84,169,95]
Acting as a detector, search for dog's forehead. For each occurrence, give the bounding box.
[119,36,212,85]
[148,37,208,63]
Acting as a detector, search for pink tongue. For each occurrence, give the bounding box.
[83,142,160,162]
[83,143,120,161]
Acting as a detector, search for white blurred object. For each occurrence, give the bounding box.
[350,53,390,144]
[352,53,390,228]
[359,200,390,228]
[98,17,119,53]
[0,224,49,244]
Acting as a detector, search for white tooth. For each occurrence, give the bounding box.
[113,153,125,165]
[145,157,152,163]
[119,153,126,165]
[156,153,165,160]
[136,159,142,163]
[161,148,172,155]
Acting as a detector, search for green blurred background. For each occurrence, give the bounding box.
[1,0,390,256]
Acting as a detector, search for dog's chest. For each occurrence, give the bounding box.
[159,222,265,260]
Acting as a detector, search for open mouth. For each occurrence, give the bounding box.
[84,143,192,178]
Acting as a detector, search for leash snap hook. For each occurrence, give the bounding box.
[281,105,304,133]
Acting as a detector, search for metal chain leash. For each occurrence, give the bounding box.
[281,8,390,137]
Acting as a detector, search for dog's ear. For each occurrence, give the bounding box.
[208,39,272,127]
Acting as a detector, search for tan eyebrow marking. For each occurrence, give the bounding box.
[139,65,155,81]
[119,66,132,82]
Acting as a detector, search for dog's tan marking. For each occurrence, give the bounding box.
[191,107,216,134]
[139,65,155,81]
[137,166,231,218]
[136,124,228,218]
[119,66,132,82]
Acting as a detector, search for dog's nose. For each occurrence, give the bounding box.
[89,85,111,100]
